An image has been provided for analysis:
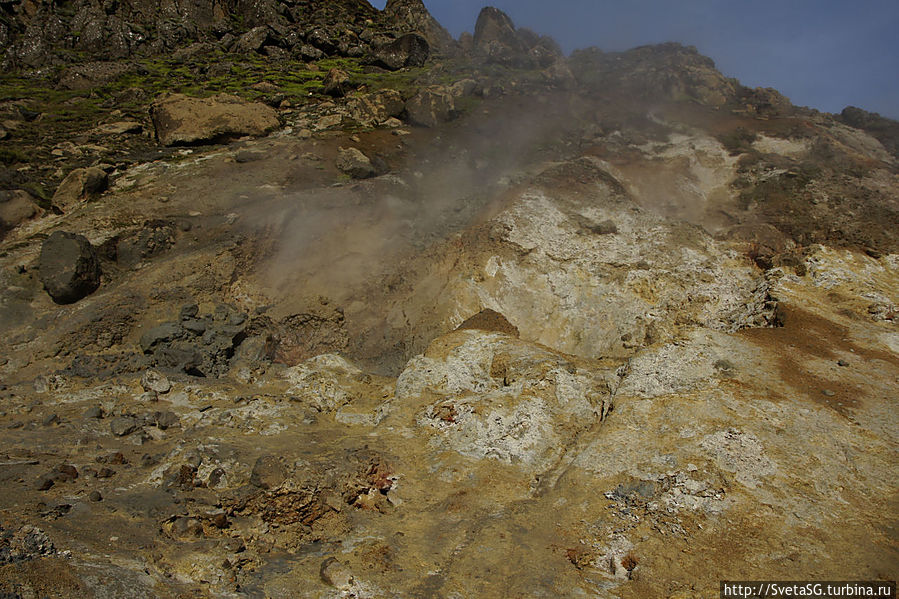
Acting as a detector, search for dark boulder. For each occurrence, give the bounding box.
[39,231,101,304]
[370,33,429,70]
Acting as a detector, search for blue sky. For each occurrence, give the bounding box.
[370,0,899,119]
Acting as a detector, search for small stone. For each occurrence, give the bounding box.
[211,513,229,529]
[320,557,354,589]
[36,476,55,491]
[153,411,180,430]
[42,413,60,426]
[83,406,104,419]
[837,360,849,367]
[140,369,171,394]
[234,150,264,163]
[179,303,199,320]
[169,517,204,540]
[96,467,115,479]
[822,389,836,397]
[56,464,78,482]
[109,415,140,437]
[89,490,103,502]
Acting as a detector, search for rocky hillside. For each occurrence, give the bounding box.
[1,2,897,598]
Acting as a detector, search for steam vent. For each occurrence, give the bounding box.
[0,0,897,596]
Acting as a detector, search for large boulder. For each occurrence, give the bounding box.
[347,90,405,126]
[51,167,108,211]
[370,33,430,70]
[150,94,280,146]
[405,87,455,127]
[39,231,102,304]
[470,7,561,68]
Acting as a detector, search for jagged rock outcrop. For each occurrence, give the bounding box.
[0,0,448,70]
[471,6,563,68]
[570,42,738,106]
[383,0,457,55]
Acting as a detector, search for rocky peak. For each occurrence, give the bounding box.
[470,5,562,68]
[569,42,738,106]
[383,0,456,54]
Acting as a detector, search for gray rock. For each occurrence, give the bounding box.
[38,231,102,304]
[153,411,180,430]
[83,406,104,419]
[370,33,430,70]
[109,415,140,437]
[0,189,43,231]
[140,369,171,394]
[179,303,199,320]
[336,147,377,179]
[182,318,208,335]
[249,455,287,490]
[139,322,183,352]
[235,26,271,54]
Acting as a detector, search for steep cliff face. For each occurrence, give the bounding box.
[0,3,897,598]
[0,0,454,68]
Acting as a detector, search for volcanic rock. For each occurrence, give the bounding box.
[336,147,377,179]
[38,231,102,304]
[370,33,430,70]
[383,0,456,54]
